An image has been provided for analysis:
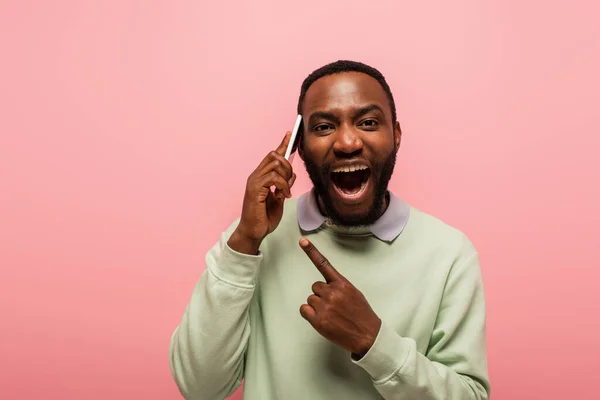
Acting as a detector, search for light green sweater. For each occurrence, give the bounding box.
[169,198,490,399]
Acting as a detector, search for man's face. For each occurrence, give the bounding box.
[299,72,401,226]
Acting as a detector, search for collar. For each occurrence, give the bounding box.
[296,188,410,242]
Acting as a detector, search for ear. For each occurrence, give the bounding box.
[393,121,402,152]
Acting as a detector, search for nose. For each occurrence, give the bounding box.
[332,124,364,157]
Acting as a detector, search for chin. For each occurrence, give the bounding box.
[330,192,375,214]
[325,185,379,226]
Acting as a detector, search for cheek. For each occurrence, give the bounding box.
[302,138,331,164]
[367,135,395,155]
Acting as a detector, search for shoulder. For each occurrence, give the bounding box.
[404,206,477,257]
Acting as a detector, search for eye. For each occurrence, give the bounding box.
[313,124,334,134]
[359,119,379,129]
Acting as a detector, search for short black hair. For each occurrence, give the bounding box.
[297,60,397,124]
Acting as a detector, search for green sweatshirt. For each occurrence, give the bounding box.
[169,195,490,399]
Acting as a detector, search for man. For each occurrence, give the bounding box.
[169,60,490,399]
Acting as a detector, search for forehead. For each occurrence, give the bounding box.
[302,72,390,116]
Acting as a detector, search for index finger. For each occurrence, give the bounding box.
[299,238,342,282]
[275,131,292,156]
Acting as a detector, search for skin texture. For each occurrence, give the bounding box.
[228,71,402,355]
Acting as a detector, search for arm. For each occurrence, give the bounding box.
[169,223,262,400]
[353,250,490,399]
[169,132,296,399]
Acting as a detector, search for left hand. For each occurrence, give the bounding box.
[299,238,382,358]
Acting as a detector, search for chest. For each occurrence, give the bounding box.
[253,233,451,354]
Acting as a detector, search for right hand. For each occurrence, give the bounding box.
[228,132,297,255]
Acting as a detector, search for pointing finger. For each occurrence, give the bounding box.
[299,238,343,283]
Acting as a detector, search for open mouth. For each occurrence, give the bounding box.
[330,164,371,200]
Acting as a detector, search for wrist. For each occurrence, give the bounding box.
[228,228,263,255]
[353,317,382,359]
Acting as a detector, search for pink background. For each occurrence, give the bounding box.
[1,1,599,399]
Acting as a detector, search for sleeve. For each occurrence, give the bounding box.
[352,245,491,400]
[169,220,263,400]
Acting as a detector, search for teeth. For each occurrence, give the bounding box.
[332,164,369,173]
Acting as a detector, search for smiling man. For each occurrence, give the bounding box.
[169,60,491,400]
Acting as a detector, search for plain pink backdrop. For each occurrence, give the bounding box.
[1,1,599,399]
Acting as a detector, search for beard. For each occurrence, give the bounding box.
[303,149,397,227]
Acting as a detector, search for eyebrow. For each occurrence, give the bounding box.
[307,104,385,127]
[353,104,385,120]
[307,111,340,126]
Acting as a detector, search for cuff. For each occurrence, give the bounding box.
[209,243,263,288]
[352,320,415,382]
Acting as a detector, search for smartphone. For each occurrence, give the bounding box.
[284,114,303,162]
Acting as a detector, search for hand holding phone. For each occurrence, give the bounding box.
[228,123,300,255]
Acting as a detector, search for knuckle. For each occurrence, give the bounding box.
[339,281,351,290]
[327,290,340,303]
[321,288,334,299]
[331,287,347,301]
[318,317,331,330]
